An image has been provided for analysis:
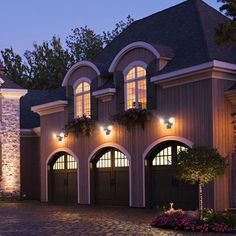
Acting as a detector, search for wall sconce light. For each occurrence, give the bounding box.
[160,117,175,129]
[53,131,67,141]
[101,125,112,135]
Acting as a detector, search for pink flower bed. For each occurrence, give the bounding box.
[151,209,236,233]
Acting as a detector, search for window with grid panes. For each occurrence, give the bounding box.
[152,146,172,166]
[53,155,65,170]
[114,151,129,167]
[125,66,147,110]
[96,151,111,168]
[75,82,91,117]
[152,145,188,166]
[67,155,77,169]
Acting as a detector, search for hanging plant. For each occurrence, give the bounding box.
[64,115,96,137]
[111,108,152,130]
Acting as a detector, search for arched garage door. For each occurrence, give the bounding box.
[48,152,78,203]
[92,148,129,206]
[146,141,198,210]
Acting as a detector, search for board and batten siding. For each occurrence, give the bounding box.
[212,79,233,210]
[38,76,234,209]
[20,136,40,200]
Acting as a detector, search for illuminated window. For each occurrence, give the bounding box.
[96,150,129,168]
[53,155,65,170]
[125,66,147,110]
[152,146,172,166]
[67,155,77,169]
[96,151,111,168]
[152,145,188,166]
[115,151,129,167]
[75,81,91,117]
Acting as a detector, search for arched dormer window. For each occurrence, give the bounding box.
[74,80,91,117]
[125,65,147,110]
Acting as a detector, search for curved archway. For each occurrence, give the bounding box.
[62,61,100,87]
[46,148,79,203]
[108,41,160,72]
[88,143,132,206]
[142,137,198,209]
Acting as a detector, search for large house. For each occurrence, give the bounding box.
[1,0,236,211]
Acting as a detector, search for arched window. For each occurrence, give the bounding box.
[125,66,147,110]
[74,81,91,117]
[152,144,188,166]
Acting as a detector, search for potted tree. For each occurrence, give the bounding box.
[176,146,228,219]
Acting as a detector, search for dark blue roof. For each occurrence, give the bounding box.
[93,0,236,74]
[20,87,66,129]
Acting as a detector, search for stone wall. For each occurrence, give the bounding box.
[0,96,21,198]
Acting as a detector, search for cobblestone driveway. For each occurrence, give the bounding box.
[0,202,233,236]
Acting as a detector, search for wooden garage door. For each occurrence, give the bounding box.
[94,149,129,206]
[49,154,77,203]
[150,144,198,210]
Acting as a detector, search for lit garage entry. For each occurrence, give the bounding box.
[145,141,198,210]
[48,152,78,203]
[91,148,129,206]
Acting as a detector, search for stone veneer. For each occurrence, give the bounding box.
[0,96,21,198]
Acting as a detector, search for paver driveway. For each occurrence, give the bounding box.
[0,202,233,236]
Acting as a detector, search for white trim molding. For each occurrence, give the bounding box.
[142,136,194,207]
[109,41,161,72]
[62,61,100,87]
[73,77,92,90]
[45,148,80,203]
[92,88,116,102]
[33,127,41,136]
[87,143,132,207]
[31,100,68,116]
[123,61,148,76]
[20,129,38,137]
[0,88,27,98]
[151,60,236,83]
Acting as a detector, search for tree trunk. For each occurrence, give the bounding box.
[199,183,203,220]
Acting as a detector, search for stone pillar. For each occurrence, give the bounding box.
[233,114,236,207]
[0,96,21,198]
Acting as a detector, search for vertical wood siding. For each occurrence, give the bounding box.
[39,78,231,208]
[212,79,233,210]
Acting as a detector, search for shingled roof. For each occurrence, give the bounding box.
[92,0,236,74]
[0,76,23,89]
[20,87,66,129]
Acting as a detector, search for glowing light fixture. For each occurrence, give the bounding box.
[53,131,67,141]
[101,125,112,135]
[160,117,175,129]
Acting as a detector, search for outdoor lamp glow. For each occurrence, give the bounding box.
[160,117,175,129]
[102,125,112,135]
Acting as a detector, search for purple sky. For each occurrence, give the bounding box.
[0,0,222,56]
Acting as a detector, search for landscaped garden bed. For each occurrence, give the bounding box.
[151,208,236,233]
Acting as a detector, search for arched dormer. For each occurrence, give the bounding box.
[62,61,100,87]
[108,42,161,73]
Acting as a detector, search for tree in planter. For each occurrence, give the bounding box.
[176,146,228,219]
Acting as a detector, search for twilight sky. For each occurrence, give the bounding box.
[0,0,222,56]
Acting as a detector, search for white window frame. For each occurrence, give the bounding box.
[73,77,92,118]
[123,61,147,110]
